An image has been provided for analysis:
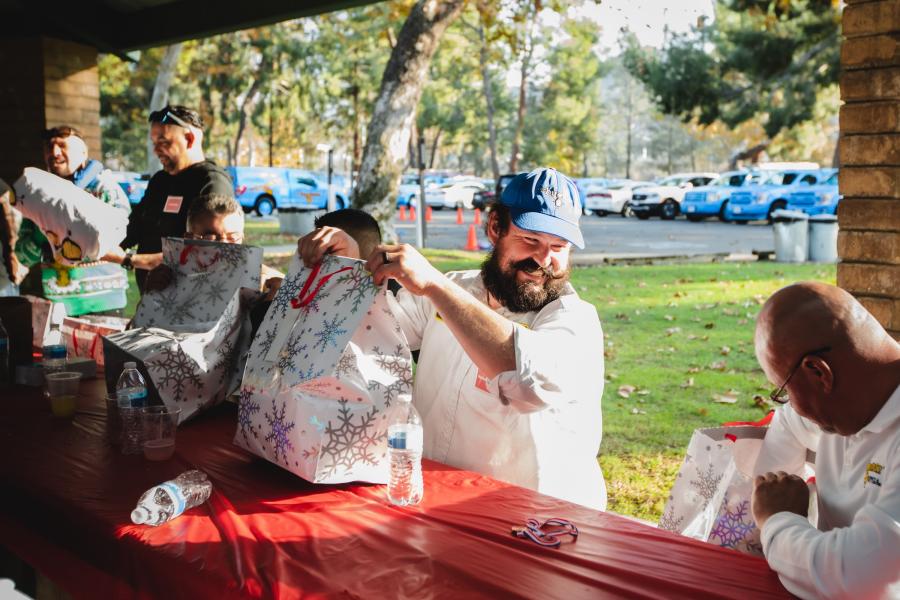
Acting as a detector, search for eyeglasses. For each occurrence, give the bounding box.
[769,346,831,404]
[184,232,244,243]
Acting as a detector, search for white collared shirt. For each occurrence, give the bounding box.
[387,270,607,510]
[755,384,900,599]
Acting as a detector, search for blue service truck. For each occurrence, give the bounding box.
[725,168,835,223]
[786,170,840,215]
[227,166,350,216]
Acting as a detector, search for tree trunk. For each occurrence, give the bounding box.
[478,18,500,182]
[147,43,183,174]
[625,76,633,179]
[508,7,536,174]
[233,76,263,166]
[429,128,442,169]
[353,0,467,237]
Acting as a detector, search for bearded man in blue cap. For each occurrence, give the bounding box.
[298,168,606,509]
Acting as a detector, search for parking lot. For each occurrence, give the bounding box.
[394,211,775,259]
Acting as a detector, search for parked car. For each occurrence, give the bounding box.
[681,170,756,222]
[395,173,448,208]
[786,170,840,216]
[109,171,150,205]
[425,179,486,210]
[725,168,834,223]
[473,172,518,209]
[582,180,650,217]
[227,166,350,216]
[629,172,718,220]
[574,177,610,213]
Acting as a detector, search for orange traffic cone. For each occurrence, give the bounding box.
[409,205,416,222]
[456,206,464,225]
[399,206,407,221]
[464,224,479,251]
[425,205,433,222]
[473,208,482,225]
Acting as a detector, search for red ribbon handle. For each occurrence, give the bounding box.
[722,410,774,429]
[179,243,221,269]
[290,263,353,309]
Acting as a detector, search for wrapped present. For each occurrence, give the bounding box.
[12,168,128,264]
[42,261,128,316]
[235,254,413,485]
[62,314,129,368]
[658,416,814,556]
[104,238,263,421]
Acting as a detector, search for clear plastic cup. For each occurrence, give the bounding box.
[141,406,181,461]
[105,393,121,445]
[45,372,81,418]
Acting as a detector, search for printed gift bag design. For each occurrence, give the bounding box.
[105,238,262,421]
[236,254,413,484]
[658,421,813,556]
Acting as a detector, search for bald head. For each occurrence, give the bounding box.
[755,282,900,434]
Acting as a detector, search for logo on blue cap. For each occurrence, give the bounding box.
[500,168,584,249]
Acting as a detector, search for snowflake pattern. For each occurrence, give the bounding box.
[270,270,306,319]
[334,265,378,313]
[367,344,413,407]
[189,270,213,295]
[295,364,325,383]
[264,399,296,464]
[202,279,228,305]
[257,327,278,361]
[213,338,239,384]
[237,387,260,442]
[217,243,251,274]
[658,501,684,532]
[275,335,308,376]
[313,315,349,353]
[147,345,203,403]
[334,348,357,378]
[319,399,382,478]
[690,464,723,509]
[709,496,756,549]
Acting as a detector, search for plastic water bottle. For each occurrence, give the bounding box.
[387,399,424,506]
[41,322,67,375]
[0,318,9,386]
[131,470,212,526]
[116,361,148,407]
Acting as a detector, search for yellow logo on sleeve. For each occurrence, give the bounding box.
[865,463,884,487]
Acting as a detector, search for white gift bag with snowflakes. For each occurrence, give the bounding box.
[105,238,263,421]
[234,254,413,485]
[658,422,811,556]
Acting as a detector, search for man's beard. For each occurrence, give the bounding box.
[481,250,569,313]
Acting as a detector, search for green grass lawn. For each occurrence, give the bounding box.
[244,219,299,248]
[125,240,835,521]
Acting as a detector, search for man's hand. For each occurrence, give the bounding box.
[263,277,283,301]
[101,247,126,264]
[144,264,174,293]
[297,227,360,267]
[752,471,809,528]
[365,243,444,296]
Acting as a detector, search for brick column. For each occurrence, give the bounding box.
[839,0,900,339]
[0,36,101,185]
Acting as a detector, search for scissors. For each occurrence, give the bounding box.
[511,518,578,548]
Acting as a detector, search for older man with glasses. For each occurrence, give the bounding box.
[750,281,900,599]
[105,105,233,293]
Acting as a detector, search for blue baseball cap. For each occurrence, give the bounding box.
[499,168,584,249]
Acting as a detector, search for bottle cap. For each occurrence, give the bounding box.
[124,361,137,369]
[131,506,150,524]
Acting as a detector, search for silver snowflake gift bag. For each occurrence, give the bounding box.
[658,421,813,556]
[104,237,263,421]
[234,254,413,485]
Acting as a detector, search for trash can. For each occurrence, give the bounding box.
[808,214,839,263]
[278,207,324,236]
[772,209,809,263]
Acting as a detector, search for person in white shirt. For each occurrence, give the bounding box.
[298,168,606,509]
[751,281,900,599]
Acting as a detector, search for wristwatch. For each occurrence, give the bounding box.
[122,250,134,270]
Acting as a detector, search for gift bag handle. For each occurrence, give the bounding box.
[179,243,221,270]
[290,262,353,309]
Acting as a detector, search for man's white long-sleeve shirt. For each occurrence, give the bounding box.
[387,270,607,510]
[754,385,900,599]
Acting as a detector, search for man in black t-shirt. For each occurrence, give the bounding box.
[105,105,233,292]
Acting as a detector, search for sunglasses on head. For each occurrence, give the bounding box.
[769,346,831,404]
[151,110,198,130]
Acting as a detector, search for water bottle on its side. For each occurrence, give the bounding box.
[131,470,213,526]
[387,399,424,506]
[0,318,10,386]
[41,322,67,375]
[116,361,148,407]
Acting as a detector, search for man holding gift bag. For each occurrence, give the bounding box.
[299,168,606,510]
[751,282,900,599]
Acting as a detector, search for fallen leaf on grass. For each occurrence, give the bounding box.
[617,384,636,398]
[753,395,771,409]
[722,308,737,316]
[681,377,695,388]
[737,319,748,325]
[615,313,629,320]
[709,360,728,371]
[721,346,731,356]
[687,366,701,374]
[697,407,709,416]
[636,389,651,396]
[665,327,682,336]
[712,391,739,404]
[638,281,647,288]
[664,314,675,321]
[630,408,647,415]
[704,322,716,329]
[687,334,698,340]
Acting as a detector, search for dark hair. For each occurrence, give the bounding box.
[148,104,204,130]
[315,208,382,258]
[485,201,511,238]
[41,125,83,141]
[187,194,241,224]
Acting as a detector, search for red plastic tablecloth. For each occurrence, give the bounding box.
[0,380,790,599]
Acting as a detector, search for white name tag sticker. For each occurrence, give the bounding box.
[163,195,184,214]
